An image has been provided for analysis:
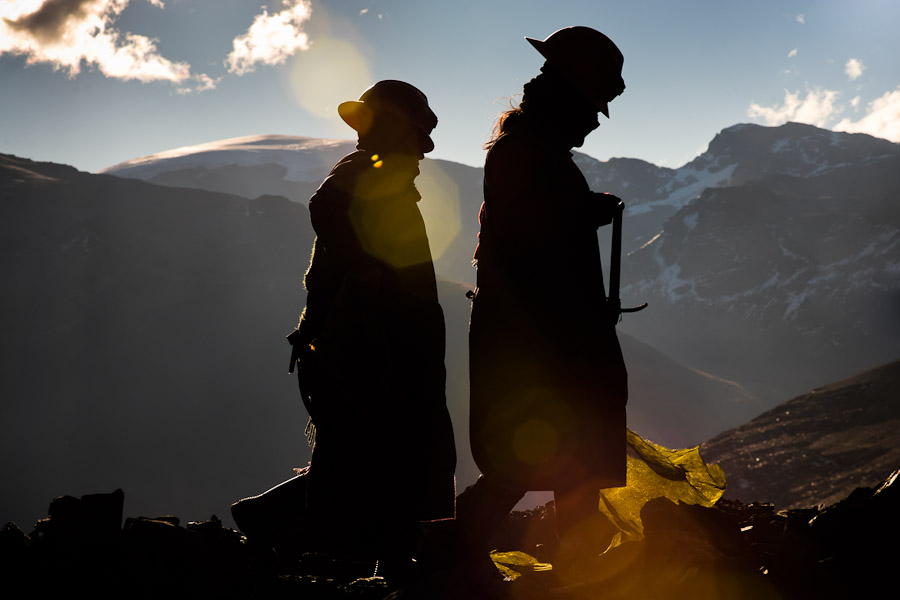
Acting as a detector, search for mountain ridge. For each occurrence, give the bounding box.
[2,151,769,530]
[700,358,900,509]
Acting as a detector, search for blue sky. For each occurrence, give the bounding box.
[2,0,899,173]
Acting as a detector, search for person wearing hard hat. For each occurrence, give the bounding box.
[462,26,629,573]
[281,80,456,578]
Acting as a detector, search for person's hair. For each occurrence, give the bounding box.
[483,66,577,150]
[483,102,523,150]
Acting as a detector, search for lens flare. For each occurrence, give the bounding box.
[513,419,559,466]
[416,160,462,262]
[289,37,371,119]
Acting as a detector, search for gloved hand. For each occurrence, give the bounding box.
[589,192,624,228]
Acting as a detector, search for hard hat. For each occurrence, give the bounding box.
[525,26,625,118]
[338,80,438,152]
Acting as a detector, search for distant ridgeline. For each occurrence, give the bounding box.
[100,123,900,397]
[1,120,898,534]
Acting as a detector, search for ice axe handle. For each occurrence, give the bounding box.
[609,201,624,305]
[609,200,647,318]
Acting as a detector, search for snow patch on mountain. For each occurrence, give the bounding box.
[101,135,357,183]
[629,162,737,216]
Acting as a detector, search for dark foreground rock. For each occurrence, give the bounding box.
[1,471,897,599]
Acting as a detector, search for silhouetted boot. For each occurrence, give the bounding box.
[549,486,629,592]
[231,471,311,562]
[454,476,524,592]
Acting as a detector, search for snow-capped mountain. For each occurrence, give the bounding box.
[104,135,487,283]
[575,122,900,250]
[611,124,900,397]
[100,123,900,399]
[0,152,767,529]
[101,135,359,203]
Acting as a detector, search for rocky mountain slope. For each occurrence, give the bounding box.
[103,124,900,400]
[700,358,900,509]
[1,153,763,531]
[578,121,900,246]
[616,125,900,396]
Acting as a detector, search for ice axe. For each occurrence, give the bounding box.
[608,199,647,322]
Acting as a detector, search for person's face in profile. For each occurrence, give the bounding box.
[559,78,624,148]
[561,94,601,148]
[360,112,430,160]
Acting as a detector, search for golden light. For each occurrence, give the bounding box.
[512,419,559,466]
[288,37,371,119]
[349,161,437,269]
[416,159,462,262]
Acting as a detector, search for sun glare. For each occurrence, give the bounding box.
[288,37,370,120]
[416,160,462,263]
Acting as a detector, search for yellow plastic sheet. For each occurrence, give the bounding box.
[490,429,727,577]
[491,550,554,580]
[599,429,727,547]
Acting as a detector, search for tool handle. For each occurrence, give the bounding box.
[609,201,624,306]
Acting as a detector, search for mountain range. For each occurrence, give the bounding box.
[612,123,900,397]
[3,120,898,527]
[1,151,766,530]
[103,122,900,398]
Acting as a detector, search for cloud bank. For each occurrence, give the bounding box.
[748,88,840,128]
[226,0,312,76]
[1,0,315,92]
[834,88,900,142]
[0,0,191,83]
[748,86,900,143]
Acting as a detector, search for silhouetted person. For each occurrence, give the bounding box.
[461,27,628,569]
[235,81,456,577]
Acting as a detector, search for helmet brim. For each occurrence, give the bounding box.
[338,101,371,133]
[525,34,616,118]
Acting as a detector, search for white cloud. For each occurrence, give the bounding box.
[845,58,865,81]
[788,47,798,58]
[834,87,900,142]
[176,73,222,95]
[226,0,312,76]
[748,84,900,144]
[147,0,164,8]
[0,0,193,83]
[747,88,841,128]
[796,14,805,24]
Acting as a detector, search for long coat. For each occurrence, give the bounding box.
[296,150,456,524]
[469,124,627,491]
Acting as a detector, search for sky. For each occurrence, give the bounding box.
[2,0,899,174]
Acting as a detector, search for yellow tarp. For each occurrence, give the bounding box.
[490,429,727,578]
[599,429,727,546]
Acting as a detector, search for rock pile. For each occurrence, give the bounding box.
[1,470,896,599]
